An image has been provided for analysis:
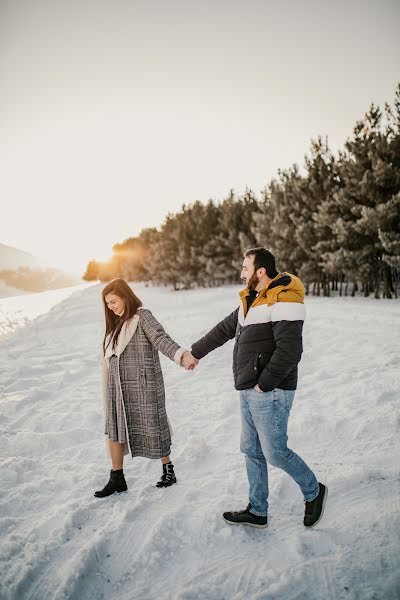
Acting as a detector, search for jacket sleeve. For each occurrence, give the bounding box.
[258,318,303,392]
[139,308,185,365]
[191,307,239,360]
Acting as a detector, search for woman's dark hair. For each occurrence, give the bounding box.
[102,278,142,355]
[244,247,279,279]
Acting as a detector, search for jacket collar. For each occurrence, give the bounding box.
[239,271,304,315]
[239,272,285,306]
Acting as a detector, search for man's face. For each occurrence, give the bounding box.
[241,255,260,289]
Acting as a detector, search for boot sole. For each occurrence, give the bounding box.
[156,481,177,488]
[94,488,128,498]
[223,517,268,529]
[304,485,328,528]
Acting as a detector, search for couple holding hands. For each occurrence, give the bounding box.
[96,247,328,530]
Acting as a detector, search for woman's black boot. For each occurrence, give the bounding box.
[156,462,177,488]
[94,469,128,497]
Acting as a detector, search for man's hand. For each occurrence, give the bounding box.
[181,351,199,371]
[254,384,263,393]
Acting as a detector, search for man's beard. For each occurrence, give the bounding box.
[247,272,260,290]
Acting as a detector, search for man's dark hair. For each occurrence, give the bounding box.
[244,247,279,279]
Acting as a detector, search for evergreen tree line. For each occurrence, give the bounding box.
[84,84,400,298]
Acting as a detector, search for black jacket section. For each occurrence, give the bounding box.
[191,308,239,359]
[257,319,303,391]
[268,275,291,289]
[191,303,303,392]
[246,289,258,312]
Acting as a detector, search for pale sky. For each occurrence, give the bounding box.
[1,0,399,275]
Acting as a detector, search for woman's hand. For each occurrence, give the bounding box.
[254,384,263,393]
[181,351,199,370]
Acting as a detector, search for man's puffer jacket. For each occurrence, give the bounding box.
[191,272,306,392]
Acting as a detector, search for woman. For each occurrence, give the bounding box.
[95,278,189,498]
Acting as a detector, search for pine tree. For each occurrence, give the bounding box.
[83,260,101,281]
[255,167,304,277]
[302,138,342,295]
[319,98,400,297]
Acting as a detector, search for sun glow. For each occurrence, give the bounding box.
[38,245,115,277]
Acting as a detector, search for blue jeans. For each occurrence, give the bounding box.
[240,387,319,516]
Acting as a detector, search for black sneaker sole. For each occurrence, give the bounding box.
[222,516,268,529]
[304,485,328,528]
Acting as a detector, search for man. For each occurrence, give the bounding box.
[183,247,328,529]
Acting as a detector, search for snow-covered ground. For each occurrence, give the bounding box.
[0,281,30,300]
[0,283,93,338]
[0,283,399,600]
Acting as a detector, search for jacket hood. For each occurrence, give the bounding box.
[239,271,305,307]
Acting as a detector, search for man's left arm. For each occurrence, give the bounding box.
[257,304,305,392]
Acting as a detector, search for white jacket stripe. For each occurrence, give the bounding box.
[238,302,245,326]
[271,301,306,322]
[238,301,306,326]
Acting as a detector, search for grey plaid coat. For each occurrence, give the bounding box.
[104,308,184,459]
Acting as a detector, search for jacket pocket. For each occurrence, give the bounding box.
[253,353,259,373]
[141,365,156,391]
[254,352,269,375]
[139,367,145,388]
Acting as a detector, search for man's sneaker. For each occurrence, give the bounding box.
[223,504,268,528]
[304,482,328,527]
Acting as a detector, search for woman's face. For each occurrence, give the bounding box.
[105,293,125,316]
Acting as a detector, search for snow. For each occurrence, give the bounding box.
[0,283,94,338]
[0,283,399,600]
[0,281,30,300]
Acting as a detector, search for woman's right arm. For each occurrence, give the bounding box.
[138,308,186,366]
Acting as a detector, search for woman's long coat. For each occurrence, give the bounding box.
[101,308,184,459]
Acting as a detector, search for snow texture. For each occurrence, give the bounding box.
[0,283,399,600]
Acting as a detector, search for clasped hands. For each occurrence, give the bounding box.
[180,350,199,371]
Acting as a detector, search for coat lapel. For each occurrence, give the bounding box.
[104,314,140,362]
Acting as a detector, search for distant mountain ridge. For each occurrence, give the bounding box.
[0,242,47,270]
[0,243,81,296]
